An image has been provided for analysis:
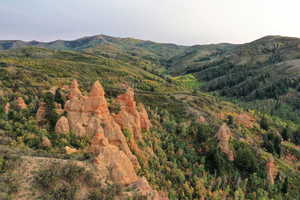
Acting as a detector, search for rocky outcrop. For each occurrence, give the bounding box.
[266,157,278,185]
[68,79,82,99]
[138,103,152,131]
[196,116,207,124]
[89,132,138,187]
[62,80,139,168]
[112,88,153,162]
[89,132,109,154]
[36,102,46,122]
[55,116,70,134]
[16,97,27,110]
[52,80,166,199]
[90,132,164,199]
[4,103,10,113]
[216,123,234,161]
[65,146,79,154]
[113,87,151,140]
[41,136,52,148]
[93,143,138,185]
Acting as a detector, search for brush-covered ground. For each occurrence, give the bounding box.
[0,35,300,200]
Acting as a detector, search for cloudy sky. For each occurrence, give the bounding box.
[1,0,299,45]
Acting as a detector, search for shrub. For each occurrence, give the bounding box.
[43,92,59,130]
[88,184,122,200]
[205,141,233,175]
[262,131,282,156]
[292,129,300,145]
[260,117,270,130]
[41,184,77,200]
[34,162,94,200]
[227,115,234,126]
[281,126,293,141]
[233,142,259,176]
[54,88,66,108]
[108,102,121,114]
[23,133,42,149]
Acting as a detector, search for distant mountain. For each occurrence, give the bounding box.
[0,35,188,65]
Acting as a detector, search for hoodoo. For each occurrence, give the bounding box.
[53,80,166,199]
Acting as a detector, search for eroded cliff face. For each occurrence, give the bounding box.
[52,80,164,199]
[62,80,139,168]
[112,87,152,160]
[113,87,151,140]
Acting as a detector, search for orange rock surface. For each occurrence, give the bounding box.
[4,103,10,113]
[16,97,27,110]
[196,116,207,123]
[63,80,139,168]
[41,136,52,148]
[113,87,151,141]
[266,157,278,185]
[55,116,70,134]
[235,113,256,128]
[216,112,255,128]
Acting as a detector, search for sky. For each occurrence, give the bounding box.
[1,0,300,45]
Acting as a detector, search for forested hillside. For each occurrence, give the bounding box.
[168,36,300,122]
[0,35,300,200]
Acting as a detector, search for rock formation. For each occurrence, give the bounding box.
[216,123,234,161]
[88,132,139,184]
[68,79,82,99]
[138,103,152,131]
[16,97,27,110]
[112,88,152,161]
[55,116,70,134]
[41,136,52,148]
[3,103,10,113]
[90,133,164,199]
[113,87,151,140]
[52,80,166,199]
[65,146,79,154]
[60,80,141,167]
[93,142,138,185]
[36,102,46,122]
[266,157,278,185]
[196,116,207,124]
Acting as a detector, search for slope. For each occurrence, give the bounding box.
[169,36,300,122]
